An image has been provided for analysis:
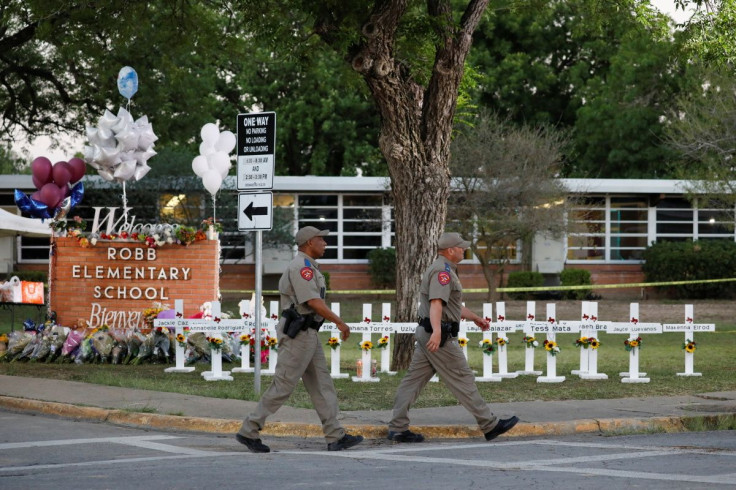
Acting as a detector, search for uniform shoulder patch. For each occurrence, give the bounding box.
[304,258,312,267]
[300,267,314,281]
[444,262,452,272]
[437,271,451,285]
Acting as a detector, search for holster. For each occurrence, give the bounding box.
[282,306,324,339]
[419,318,459,347]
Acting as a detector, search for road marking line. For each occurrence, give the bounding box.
[0,435,180,450]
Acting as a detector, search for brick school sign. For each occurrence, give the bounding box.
[50,237,219,328]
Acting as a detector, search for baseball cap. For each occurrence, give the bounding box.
[437,232,471,250]
[296,226,330,246]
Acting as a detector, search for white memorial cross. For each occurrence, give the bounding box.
[536,303,566,383]
[323,302,348,379]
[260,300,280,376]
[663,304,715,377]
[351,304,380,383]
[475,303,502,382]
[232,300,256,374]
[192,301,234,381]
[377,303,397,375]
[608,303,661,383]
[494,302,519,378]
[568,301,591,376]
[156,299,195,374]
[578,302,609,380]
[516,301,542,376]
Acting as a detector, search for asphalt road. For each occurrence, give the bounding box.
[1,410,735,489]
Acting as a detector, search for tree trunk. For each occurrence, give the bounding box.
[342,0,489,370]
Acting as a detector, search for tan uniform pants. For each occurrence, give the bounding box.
[238,327,345,443]
[389,326,498,434]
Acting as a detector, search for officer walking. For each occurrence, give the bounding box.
[236,226,363,453]
[388,232,519,443]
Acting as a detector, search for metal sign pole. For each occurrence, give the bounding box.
[254,230,263,394]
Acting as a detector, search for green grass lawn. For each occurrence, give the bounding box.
[2,323,734,411]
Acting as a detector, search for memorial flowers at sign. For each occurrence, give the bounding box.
[479,338,495,355]
[359,340,373,351]
[682,339,697,353]
[624,337,642,353]
[326,337,340,350]
[376,336,390,349]
[544,339,560,356]
[522,335,538,348]
[49,215,87,236]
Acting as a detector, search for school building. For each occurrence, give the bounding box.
[2,175,732,298]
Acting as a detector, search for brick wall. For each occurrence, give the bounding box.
[50,237,219,328]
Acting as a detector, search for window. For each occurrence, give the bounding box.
[609,197,648,260]
[567,198,606,261]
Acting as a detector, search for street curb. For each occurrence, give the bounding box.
[0,395,725,440]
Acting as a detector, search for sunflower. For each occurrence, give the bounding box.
[175,333,186,346]
[479,338,495,355]
[683,339,697,353]
[239,334,251,345]
[326,337,340,350]
[589,338,600,349]
[359,340,373,351]
[376,336,390,349]
[496,338,506,346]
[545,340,558,352]
[458,337,468,347]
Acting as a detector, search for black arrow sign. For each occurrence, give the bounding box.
[243,201,268,221]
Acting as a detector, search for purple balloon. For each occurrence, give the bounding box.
[67,157,86,184]
[32,174,45,190]
[30,190,43,202]
[157,309,177,319]
[39,183,63,208]
[52,161,72,187]
[31,157,53,186]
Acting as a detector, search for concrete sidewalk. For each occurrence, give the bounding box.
[1,374,735,440]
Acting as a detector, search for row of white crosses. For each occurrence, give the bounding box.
[154,299,279,381]
[155,299,714,384]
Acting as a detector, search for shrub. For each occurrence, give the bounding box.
[559,268,592,300]
[642,240,736,299]
[505,271,544,300]
[367,248,396,289]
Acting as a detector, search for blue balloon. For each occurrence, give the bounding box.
[23,319,37,331]
[14,189,52,220]
[117,66,138,99]
[69,181,85,208]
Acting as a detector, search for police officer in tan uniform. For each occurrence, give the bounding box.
[388,232,519,443]
[236,226,363,453]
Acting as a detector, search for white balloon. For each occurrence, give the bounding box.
[98,110,118,130]
[202,169,223,195]
[208,152,231,179]
[136,148,157,165]
[199,141,216,157]
[214,130,236,153]
[137,126,158,150]
[113,160,137,181]
[116,126,139,151]
[192,155,209,177]
[200,123,220,145]
[133,163,152,181]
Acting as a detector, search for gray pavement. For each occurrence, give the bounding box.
[1,374,735,439]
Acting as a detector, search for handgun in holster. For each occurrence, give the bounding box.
[419,318,459,347]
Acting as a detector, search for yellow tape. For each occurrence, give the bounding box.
[222,277,736,295]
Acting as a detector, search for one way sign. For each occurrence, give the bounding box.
[238,192,273,231]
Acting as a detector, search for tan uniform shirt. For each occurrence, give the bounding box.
[278,251,326,321]
[417,256,463,322]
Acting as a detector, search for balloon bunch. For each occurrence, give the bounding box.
[83,107,157,183]
[192,123,235,195]
[14,156,85,220]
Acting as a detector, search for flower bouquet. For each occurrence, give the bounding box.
[544,339,560,356]
[359,340,373,351]
[479,338,495,355]
[624,337,642,353]
[574,337,589,348]
[682,339,696,353]
[588,337,600,349]
[522,335,539,348]
[326,337,341,350]
[375,336,389,349]
[205,335,224,351]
